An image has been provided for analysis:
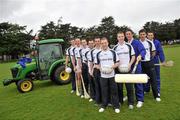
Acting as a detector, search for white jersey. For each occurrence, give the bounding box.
[85,49,93,73]
[65,46,74,62]
[79,46,90,63]
[140,39,156,61]
[72,46,82,64]
[95,49,119,78]
[113,42,135,67]
[89,48,101,64]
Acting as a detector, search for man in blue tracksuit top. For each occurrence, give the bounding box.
[125,29,146,108]
[145,31,165,96]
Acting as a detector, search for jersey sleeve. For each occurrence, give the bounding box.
[65,48,69,56]
[95,51,100,64]
[76,49,81,58]
[151,41,156,52]
[130,45,135,56]
[89,49,93,62]
[115,51,120,63]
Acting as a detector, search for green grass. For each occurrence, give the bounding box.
[0,45,180,120]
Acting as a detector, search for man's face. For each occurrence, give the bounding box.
[139,32,147,40]
[125,31,133,40]
[147,33,154,40]
[117,33,125,43]
[70,40,75,46]
[75,39,81,46]
[88,40,94,49]
[101,39,108,50]
[81,39,87,46]
[94,38,101,47]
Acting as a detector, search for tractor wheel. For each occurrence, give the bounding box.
[16,79,34,93]
[52,65,71,85]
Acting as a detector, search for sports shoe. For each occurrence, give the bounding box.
[129,105,134,109]
[156,97,161,102]
[136,101,143,108]
[99,108,105,113]
[115,109,120,113]
[89,98,93,102]
[81,95,84,98]
[123,96,128,101]
[70,90,75,94]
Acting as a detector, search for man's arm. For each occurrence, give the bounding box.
[138,41,146,60]
[157,41,165,63]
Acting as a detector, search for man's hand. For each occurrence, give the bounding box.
[128,64,132,71]
[73,67,77,72]
[161,61,166,66]
[137,55,142,61]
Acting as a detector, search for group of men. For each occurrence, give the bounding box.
[65,29,165,113]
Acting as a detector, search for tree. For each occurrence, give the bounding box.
[0,22,33,61]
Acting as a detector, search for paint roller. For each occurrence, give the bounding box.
[115,58,148,83]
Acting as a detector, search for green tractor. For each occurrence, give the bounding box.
[3,39,71,93]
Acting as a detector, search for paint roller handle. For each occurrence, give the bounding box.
[132,56,141,73]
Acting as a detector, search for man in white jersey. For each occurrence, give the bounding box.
[85,39,95,102]
[95,37,120,113]
[139,29,161,102]
[79,39,90,97]
[113,32,135,109]
[72,38,82,96]
[89,37,102,105]
[65,39,76,93]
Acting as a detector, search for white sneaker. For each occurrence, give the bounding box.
[129,105,134,109]
[115,109,120,113]
[99,108,105,113]
[81,95,84,98]
[70,90,75,94]
[136,101,143,108]
[108,103,112,107]
[89,98,93,102]
[156,98,161,102]
[76,92,80,96]
[123,96,128,101]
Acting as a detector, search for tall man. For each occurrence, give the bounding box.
[113,32,135,109]
[85,39,95,102]
[125,29,146,108]
[89,37,102,105]
[72,38,82,97]
[65,39,76,93]
[95,37,120,113]
[79,39,90,97]
[139,29,161,102]
[146,31,165,96]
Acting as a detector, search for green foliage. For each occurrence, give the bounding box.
[143,18,180,41]
[0,22,33,59]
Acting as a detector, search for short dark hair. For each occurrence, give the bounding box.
[94,36,101,40]
[139,29,147,34]
[125,29,134,34]
[101,37,109,42]
[88,39,94,42]
[147,31,154,34]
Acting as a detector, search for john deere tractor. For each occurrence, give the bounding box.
[3,39,71,93]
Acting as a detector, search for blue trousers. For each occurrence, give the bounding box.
[134,65,144,102]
